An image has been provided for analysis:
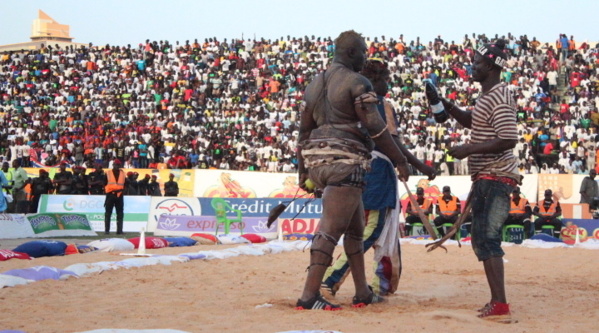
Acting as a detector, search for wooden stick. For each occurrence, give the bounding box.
[426,189,474,252]
[401,180,437,240]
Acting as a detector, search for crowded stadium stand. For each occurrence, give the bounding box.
[1,18,599,176]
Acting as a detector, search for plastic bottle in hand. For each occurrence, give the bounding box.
[424,79,449,123]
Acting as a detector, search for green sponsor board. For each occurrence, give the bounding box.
[27,214,61,234]
[83,213,149,232]
[59,214,93,230]
[84,213,149,222]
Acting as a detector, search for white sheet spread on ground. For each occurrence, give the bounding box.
[3,238,599,290]
[0,240,311,289]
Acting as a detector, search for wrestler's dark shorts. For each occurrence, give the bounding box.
[308,163,366,189]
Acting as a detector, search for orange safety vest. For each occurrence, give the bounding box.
[409,197,432,215]
[437,196,459,216]
[510,198,529,214]
[538,201,557,216]
[105,169,125,197]
[24,183,32,201]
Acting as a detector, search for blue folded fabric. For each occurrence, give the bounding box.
[13,240,68,257]
[530,234,563,243]
[162,237,198,247]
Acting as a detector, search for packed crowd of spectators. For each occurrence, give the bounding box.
[1,32,599,175]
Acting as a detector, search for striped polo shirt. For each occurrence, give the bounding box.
[469,83,519,176]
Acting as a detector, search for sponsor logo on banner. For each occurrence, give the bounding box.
[28,214,61,234]
[159,217,182,231]
[249,218,275,234]
[562,219,599,240]
[63,200,74,211]
[156,215,274,234]
[40,195,151,232]
[153,198,201,223]
[0,214,26,224]
[59,214,92,230]
[62,196,106,211]
[279,218,321,234]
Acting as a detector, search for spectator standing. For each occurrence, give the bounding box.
[12,159,30,213]
[148,175,162,196]
[164,173,179,197]
[124,172,139,196]
[579,169,598,210]
[0,165,10,213]
[138,140,149,169]
[104,159,125,234]
[29,170,54,213]
[559,34,569,62]
[138,174,151,195]
[88,163,106,195]
[1,162,13,212]
[71,166,89,195]
[53,161,74,195]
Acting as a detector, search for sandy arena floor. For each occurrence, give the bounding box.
[0,241,597,333]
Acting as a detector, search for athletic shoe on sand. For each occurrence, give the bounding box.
[351,286,385,308]
[295,293,342,311]
[478,302,491,312]
[477,301,517,324]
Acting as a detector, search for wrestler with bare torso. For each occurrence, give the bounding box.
[295,30,411,310]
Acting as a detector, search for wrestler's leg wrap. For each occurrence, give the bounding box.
[343,229,373,302]
[343,232,364,258]
[307,231,338,271]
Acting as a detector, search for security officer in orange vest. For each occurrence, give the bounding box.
[104,159,126,234]
[405,187,433,235]
[433,186,461,236]
[532,189,562,238]
[505,187,533,238]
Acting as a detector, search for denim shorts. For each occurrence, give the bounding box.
[470,179,514,261]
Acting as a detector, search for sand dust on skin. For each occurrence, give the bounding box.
[0,243,597,333]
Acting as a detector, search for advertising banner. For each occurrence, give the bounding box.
[26,213,97,237]
[194,169,311,198]
[561,219,599,241]
[31,170,597,235]
[27,213,60,234]
[152,197,322,238]
[537,174,585,204]
[38,195,151,232]
[156,215,272,237]
[59,214,94,231]
[0,213,96,239]
[0,214,34,239]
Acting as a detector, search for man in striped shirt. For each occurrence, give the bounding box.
[428,39,518,323]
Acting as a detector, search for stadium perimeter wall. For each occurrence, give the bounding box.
[28,169,594,233]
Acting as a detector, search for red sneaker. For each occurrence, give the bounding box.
[477,301,516,323]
